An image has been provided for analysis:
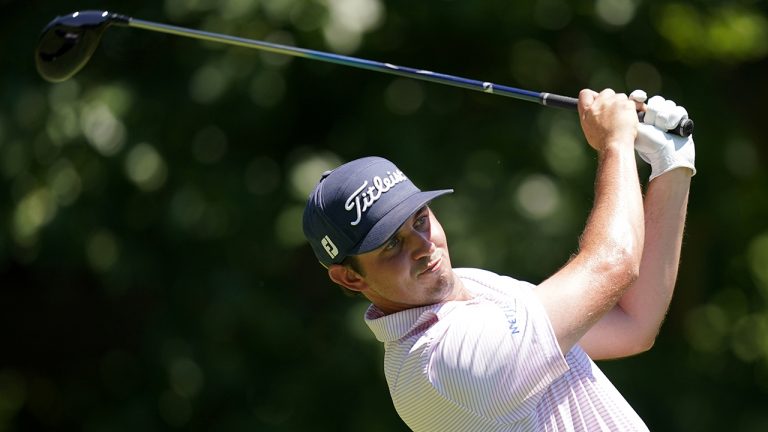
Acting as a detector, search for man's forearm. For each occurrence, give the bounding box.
[537,142,645,354]
[579,169,691,359]
[616,169,691,341]
[536,89,648,355]
[580,146,645,264]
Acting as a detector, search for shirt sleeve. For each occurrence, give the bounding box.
[426,289,569,424]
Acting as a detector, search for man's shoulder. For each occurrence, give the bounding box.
[454,267,534,291]
[454,267,499,280]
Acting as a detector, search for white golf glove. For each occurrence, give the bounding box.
[629,89,696,181]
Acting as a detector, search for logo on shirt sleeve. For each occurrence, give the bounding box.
[503,299,520,334]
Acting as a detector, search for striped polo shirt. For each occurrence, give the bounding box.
[365,268,649,431]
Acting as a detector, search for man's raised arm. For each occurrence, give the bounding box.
[580,92,696,359]
[534,88,645,355]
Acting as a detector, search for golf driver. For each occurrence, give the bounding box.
[36,10,694,136]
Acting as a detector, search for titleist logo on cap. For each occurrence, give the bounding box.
[344,170,408,226]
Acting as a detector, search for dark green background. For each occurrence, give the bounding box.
[2,0,767,430]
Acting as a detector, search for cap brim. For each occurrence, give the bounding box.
[351,189,453,255]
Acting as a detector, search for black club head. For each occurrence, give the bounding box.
[35,10,129,82]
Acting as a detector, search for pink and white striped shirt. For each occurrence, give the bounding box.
[365,268,649,431]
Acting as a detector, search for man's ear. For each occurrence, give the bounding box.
[328,264,367,292]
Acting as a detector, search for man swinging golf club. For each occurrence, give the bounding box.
[34,10,695,430]
[303,88,694,431]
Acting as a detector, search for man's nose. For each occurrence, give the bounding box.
[409,230,435,261]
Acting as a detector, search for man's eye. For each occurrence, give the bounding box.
[384,237,401,251]
[415,215,428,228]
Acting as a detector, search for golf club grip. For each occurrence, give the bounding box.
[540,92,579,110]
[540,92,694,137]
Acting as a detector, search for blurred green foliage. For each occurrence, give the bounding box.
[2,0,768,430]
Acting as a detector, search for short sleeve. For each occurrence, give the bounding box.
[426,293,569,423]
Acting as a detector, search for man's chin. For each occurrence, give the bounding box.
[429,268,456,300]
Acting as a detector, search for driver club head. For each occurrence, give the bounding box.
[35,10,129,82]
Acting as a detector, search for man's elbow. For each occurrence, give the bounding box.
[633,334,656,354]
[620,256,641,288]
[598,246,641,290]
[622,321,661,356]
[601,331,657,359]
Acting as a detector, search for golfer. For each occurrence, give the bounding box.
[303,88,694,431]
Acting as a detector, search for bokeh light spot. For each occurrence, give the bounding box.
[324,0,384,53]
[656,4,768,62]
[47,159,82,206]
[510,40,560,90]
[12,188,57,246]
[290,1,326,32]
[288,151,343,201]
[731,314,768,362]
[86,229,120,272]
[0,370,27,415]
[262,0,299,21]
[540,112,588,177]
[725,138,759,178]
[219,0,256,19]
[170,187,207,229]
[595,0,636,27]
[323,21,363,54]
[89,84,134,118]
[46,106,80,146]
[327,0,383,33]
[748,232,768,297]
[189,63,230,104]
[515,174,560,220]
[47,80,81,112]
[275,205,306,248]
[385,79,425,115]
[169,358,204,398]
[124,143,168,191]
[684,304,729,353]
[15,88,47,129]
[80,103,126,157]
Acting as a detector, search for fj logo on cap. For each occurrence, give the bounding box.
[321,235,339,259]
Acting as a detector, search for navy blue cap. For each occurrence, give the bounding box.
[303,156,453,267]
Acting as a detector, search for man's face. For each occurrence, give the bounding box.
[351,206,460,313]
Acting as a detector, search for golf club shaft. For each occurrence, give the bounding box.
[126,18,696,135]
[125,18,575,109]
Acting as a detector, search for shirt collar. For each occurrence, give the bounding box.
[364,303,443,342]
[364,297,483,343]
[363,270,495,343]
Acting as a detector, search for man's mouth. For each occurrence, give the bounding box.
[419,250,443,277]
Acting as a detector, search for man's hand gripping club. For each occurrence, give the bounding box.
[630,90,696,181]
